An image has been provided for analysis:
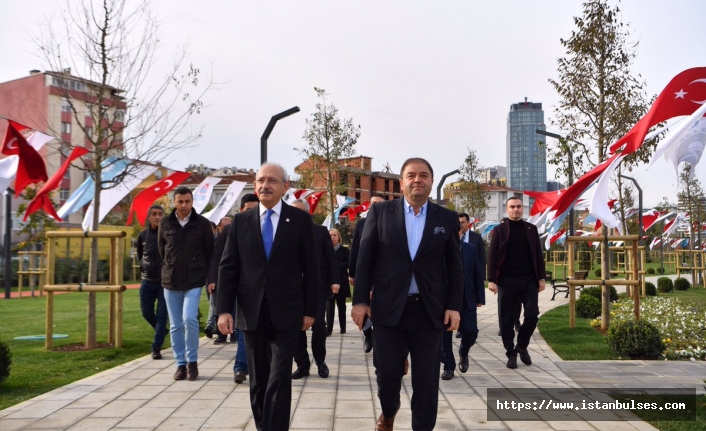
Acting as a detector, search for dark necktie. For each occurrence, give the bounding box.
[462,232,467,243]
[262,209,274,259]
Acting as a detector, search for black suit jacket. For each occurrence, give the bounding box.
[352,198,464,328]
[348,216,366,278]
[314,224,340,297]
[334,245,351,298]
[216,201,320,331]
[487,217,545,284]
[466,230,486,280]
[461,242,485,307]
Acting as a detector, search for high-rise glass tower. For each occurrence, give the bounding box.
[506,98,547,193]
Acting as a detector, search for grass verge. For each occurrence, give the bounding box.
[0,287,209,410]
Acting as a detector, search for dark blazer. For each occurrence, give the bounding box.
[487,217,545,284]
[137,225,162,282]
[208,223,231,286]
[334,245,351,298]
[467,230,486,280]
[461,242,485,307]
[314,224,340,297]
[216,202,320,331]
[352,198,464,328]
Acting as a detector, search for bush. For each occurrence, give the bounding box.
[646,267,655,275]
[674,277,691,291]
[0,339,11,384]
[657,267,665,274]
[576,295,601,318]
[607,319,664,359]
[657,277,674,293]
[645,282,657,297]
[646,257,653,263]
[581,285,618,302]
[594,268,601,277]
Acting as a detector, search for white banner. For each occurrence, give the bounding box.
[202,181,247,222]
[82,164,157,231]
[192,176,222,214]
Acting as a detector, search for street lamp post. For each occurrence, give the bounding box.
[4,188,13,299]
[436,169,460,205]
[618,174,643,241]
[536,129,575,236]
[260,107,300,165]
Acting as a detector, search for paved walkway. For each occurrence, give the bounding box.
[1,287,705,431]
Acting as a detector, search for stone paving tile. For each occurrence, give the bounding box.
[66,417,122,431]
[200,407,252,429]
[114,406,176,428]
[4,399,74,419]
[0,418,39,431]
[289,408,334,428]
[118,384,168,400]
[170,399,221,418]
[154,416,209,430]
[22,407,94,429]
[89,399,148,418]
[69,390,124,409]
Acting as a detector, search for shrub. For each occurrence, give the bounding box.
[646,257,653,263]
[674,277,691,291]
[594,268,601,277]
[607,319,664,359]
[646,267,655,275]
[0,339,11,384]
[657,277,674,293]
[580,285,618,302]
[657,267,665,274]
[576,295,601,318]
[645,282,657,297]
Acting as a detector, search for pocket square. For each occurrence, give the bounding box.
[433,226,445,234]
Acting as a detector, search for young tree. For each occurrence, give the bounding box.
[35,0,210,348]
[678,165,706,284]
[548,0,656,329]
[297,87,360,220]
[456,148,489,221]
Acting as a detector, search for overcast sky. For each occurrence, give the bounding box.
[1,0,705,207]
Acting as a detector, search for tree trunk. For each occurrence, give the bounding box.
[86,164,102,349]
[600,225,611,331]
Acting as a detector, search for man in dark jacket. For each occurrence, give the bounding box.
[291,198,339,379]
[136,205,167,360]
[487,196,546,369]
[158,186,214,381]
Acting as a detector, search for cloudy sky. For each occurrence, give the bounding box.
[1,0,704,207]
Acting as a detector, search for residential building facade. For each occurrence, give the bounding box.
[506,98,547,193]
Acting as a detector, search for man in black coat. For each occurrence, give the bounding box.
[217,163,319,431]
[158,187,214,381]
[291,199,339,379]
[352,158,463,431]
[348,193,386,352]
[487,196,546,369]
[136,205,167,360]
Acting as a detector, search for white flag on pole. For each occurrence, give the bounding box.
[202,181,247,222]
[192,177,222,214]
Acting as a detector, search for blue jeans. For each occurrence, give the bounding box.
[233,330,248,373]
[139,280,168,351]
[164,287,202,366]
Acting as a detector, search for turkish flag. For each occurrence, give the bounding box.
[23,146,89,221]
[610,67,706,156]
[524,190,562,216]
[306,191,325,214]
[342,201,370,221]
[1,121,49,196]
[126,171,191,225]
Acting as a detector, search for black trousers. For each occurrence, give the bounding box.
[294,294,327,368]
[441,299,479,370]
[497,274,540,356]
[326,294,347,334]
[374,300,442,431]
[497,295,522,330]
[243,298,299,431]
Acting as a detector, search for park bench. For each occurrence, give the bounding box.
[550,270,588,300]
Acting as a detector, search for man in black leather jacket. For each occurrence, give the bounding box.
[158,187,214,381]
[136,205,167,360]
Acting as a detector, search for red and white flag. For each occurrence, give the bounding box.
[126,171,191,226]
[306,191,325,214]
[1,120,53,196]
[192,177,222,214]
[23,146,89,221]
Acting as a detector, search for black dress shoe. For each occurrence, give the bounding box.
[292,367,310,379]
[507,353,518,369]
[204,326,213,338]
[151,349,162,360]
[458,353,469,373]
[515,324,521,333]
[316,362,329,378]
[455,331,462,339]
[234,370,247,383]
[441,369,454,380]
[363,330,373,353]
[213,334,227,344]
[340,328,346,334]
[517,347,532,365]
[497,330,502,336]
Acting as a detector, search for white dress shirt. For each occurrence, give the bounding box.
[259,200,283,242]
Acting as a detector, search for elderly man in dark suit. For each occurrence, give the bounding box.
[352,157,463,431]
[487,196,546,369]
[217,163,319,431]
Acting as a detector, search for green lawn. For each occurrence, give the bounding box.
[0,287,210,410]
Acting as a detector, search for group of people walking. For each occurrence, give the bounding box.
[136,158,545,431]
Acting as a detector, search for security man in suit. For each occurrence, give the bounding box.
[217,163,319,431]
[352,157,463,431]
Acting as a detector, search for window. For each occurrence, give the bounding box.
[354,176,361,189]
[384,179,389,191]
[63,167,70,179]
[115,110,125,121]
[60,189,70,200]
[85,126,93,139]
[52,77,86,93]
[61,98,71,112]
[11,215,23,231]
[61,122,71,134]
